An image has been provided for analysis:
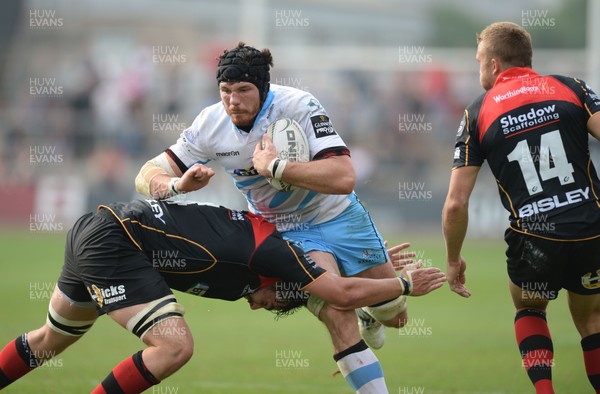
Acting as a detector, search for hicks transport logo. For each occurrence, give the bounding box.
[87,284,126,308]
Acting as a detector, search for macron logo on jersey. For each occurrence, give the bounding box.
[216,150,240,157]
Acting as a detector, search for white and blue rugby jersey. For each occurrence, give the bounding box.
[167,84,352,227]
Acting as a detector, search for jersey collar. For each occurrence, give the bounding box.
[494,67,539,87]
[255,90,275,124]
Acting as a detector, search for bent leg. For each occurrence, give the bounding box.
[91,297,193,393]
[568,291,600,392]
[0,285,97,389]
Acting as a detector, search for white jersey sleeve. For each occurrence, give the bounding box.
[167,103,221,170]
[270,87,347,160]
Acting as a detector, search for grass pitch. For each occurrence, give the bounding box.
[0,230,590,393]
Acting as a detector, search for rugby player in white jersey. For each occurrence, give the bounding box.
[135,42,411,393]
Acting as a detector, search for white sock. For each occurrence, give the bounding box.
[334,340,388,394]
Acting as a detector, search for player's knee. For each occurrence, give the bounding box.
[383,309,409,329]
[164,331,194,368]
[125,296,191,368]
[146,319,194,371]
[25,326,62,362]
[379,308,409,329]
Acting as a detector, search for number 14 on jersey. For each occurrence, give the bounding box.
[507,129,574,196]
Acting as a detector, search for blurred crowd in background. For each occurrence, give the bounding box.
[0,0,597,237]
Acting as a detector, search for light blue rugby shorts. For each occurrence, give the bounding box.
[280,194,388,276]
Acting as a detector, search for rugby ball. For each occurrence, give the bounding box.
[265,118,310,191]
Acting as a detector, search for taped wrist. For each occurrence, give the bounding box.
[167,177,185,196]
[267,158,287,180]
[398,273,413,296]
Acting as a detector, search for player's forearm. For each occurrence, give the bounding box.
[135,155,180,199]
[148,174,182,200]
[280,158,355,194]
[331,277,404,310]
[442,201,469,262]
[309,268,445,309]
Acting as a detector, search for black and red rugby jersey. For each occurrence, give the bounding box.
[97,199,325,300]
[453,67,600,239]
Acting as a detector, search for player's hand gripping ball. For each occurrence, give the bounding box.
[264,118,310,191]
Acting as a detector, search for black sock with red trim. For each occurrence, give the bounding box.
[514,309,554,394]
[0,334,41,389]
[582,332,600,393]
[92,350,160,394]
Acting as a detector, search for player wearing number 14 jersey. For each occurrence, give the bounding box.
[452,65,600,238]
[443,22,600,394]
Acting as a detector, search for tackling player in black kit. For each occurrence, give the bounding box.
[0,199,445,393]
[443,22,600,394]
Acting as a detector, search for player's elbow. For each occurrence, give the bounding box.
[339,175,356,194]
[321,156,355,194]
[330,171,355,194]
[443,193,469,215]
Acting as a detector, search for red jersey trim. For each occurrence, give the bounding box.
[477,68,583,144]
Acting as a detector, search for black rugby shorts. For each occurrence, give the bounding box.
[505,229,600,298]
[57,209,173,315]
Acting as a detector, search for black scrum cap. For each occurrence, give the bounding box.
[216,43,272,102]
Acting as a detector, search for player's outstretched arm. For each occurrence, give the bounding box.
[304,267,447,311]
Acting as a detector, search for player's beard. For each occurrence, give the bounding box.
[230,114,257,130]
[227,106,260,129]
